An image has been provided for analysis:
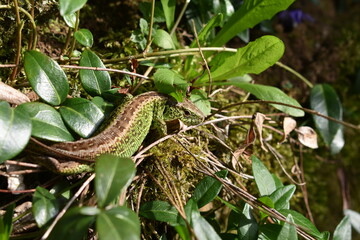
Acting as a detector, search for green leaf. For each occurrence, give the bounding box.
[97,207,140,240]
[310,84,344,154]
[251,155,276,196]
[0,102,31,163]
[277,214,298,240]
[212,82,304,117]
[199,36,285,82]
[279,209,323,239]
[59,0,87,16]
[189,13,223,48]
[63,12,76,28]
[258,224,282,240]
[192,169,227,208]
[238,203,258,240]
[333,216,351,240]
[153,29,176,49]
[139,201,179,226]
[95,155,136,208]
[24,50,69,105]
[269,185,296,210]
[211,0,295,47]
[187,199,222,240]
[258,196,275,220]
[0,204,14,240]
[79,49,112,96]
[48,207,98,240]
[174,225,191,240]
[161,0,176,31]
[345,209,360,234]
[190,90,211,116]
[16,102,74,142]
[74,29,94,47]
[154,69,189,97]
[59,98,104,138]
[32,187,59,227]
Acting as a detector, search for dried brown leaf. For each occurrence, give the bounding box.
[279,117,297,143]
[295,126,318,149]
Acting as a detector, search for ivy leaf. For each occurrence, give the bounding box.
[74,29,94,47]
[95,155,136,208]
[17,102,74,142]
[32,187,59,227]
[79,49,111,96]
[59,98,104,138]
[139,201,179,226]
[251,155,277,196]
[0,102,32,163]
[24,50,69,105]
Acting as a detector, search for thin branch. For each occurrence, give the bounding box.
[144,0,155,54]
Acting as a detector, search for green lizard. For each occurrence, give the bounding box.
[27,91,204,174]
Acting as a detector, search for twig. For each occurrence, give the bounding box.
[144,0,155,54]
[10,0,23,83]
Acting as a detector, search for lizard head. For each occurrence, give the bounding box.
[164,98,205,126]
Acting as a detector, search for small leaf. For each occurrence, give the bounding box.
[59,0,87,16]
[238,203,258,240]
[199,36,284,82]
[154,69,189,96]
[17,102,74,142]
[74,29,93,47]
[189,13,223,48]
[48,207,98,240]
[139,201,179,226]
[190,90,211,116]
[24,50,69,105]
[345,209,360,234]
[32,187,59,227]
[192,169,227,208]
[310,84,344,154]
[161,0,176,31]
[187,199,222,240]
[277,214,298,240]
[95,155,135,208]
[97,207,140,240]
[0,204,14,240]
[295,126,318,149]
[63,12,76,28]
[269,185,296,210]
[280,117,297,143]
[0,102,32,163]
[333,216,351,240]
[59,98,104,138]
[279,209,322,239]
[153,29,176,49]
[251,155,277,196]
[258,224,282,240]
[79,49,111,96]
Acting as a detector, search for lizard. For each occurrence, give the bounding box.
[26,91,204,174]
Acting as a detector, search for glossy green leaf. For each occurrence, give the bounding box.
[153,29,176,49]
[59,0,87,16]
[310,84,344,154]
[48,207,98,240]
[161,0,175,30]
[174,225,191,240]
[192,169,227,208]
[258,224,282,240]
[74,29,94,47]
[79,49,111,96]
[154,69,189,99]
[95,155,135,208]
[97,207,140,240]
[17,102,74,142]
[63,12,76,28]
[345,209,360,234]
[190,89,211,116]
[333,216,351,240]
[210,0,295,47]
[199,36,285,82]
[258,196,275,220]
[187,199,222,240]
[32,187,59,227]
[59,98,104,138]
[139,201,179,226]
[277,214,298,240]
[0,204,14,240]
[269,185,296,210]
[251,155,276,196]
[238,203,258,240]
[0,102,31,163]
[279,209,323,239]
[24,50,69,105]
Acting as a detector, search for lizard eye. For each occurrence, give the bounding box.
[184,110,191,116]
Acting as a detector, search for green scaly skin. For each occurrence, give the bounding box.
[28,91,204,174]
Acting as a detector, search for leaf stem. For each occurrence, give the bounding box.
[276,61,313,88]
[144,0,155,54]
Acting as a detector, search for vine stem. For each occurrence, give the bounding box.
[9,0,22,83]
